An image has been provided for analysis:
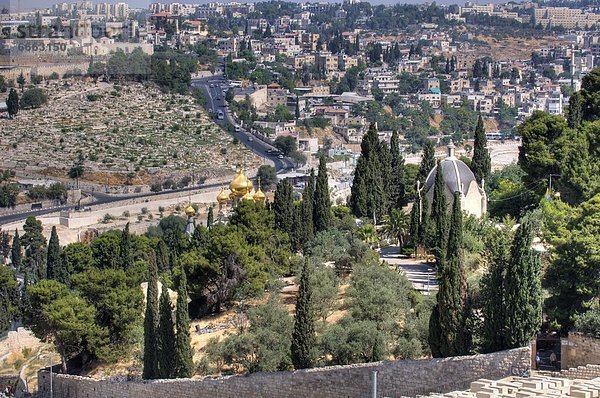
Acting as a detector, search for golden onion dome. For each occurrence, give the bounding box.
[230,167,251,196]
[242,191,255,202]
[217,187,230,204]
[185,203,196,217]
[253,177,266,202]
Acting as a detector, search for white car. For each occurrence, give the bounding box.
[278,154,284,159]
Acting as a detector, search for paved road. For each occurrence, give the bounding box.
[0,75,294,226]
[380,246,438,294]
[190,75,294,172]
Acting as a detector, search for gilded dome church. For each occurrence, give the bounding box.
[213,165,267,223]
[424,142,487,218]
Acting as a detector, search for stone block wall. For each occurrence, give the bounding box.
[563,333,600,370]
[38,347,530,398]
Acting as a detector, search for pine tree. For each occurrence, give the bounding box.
[205,206,213,229]
[389,131,406,209]
[417,140,435,184]
[313,156,331,233]
[10,230,21,269]
[273,179,295,235]
[143,254,160,380]
[430,192,468,357]
[174,267,193,378]
[504,211,542,349]
[119,223,133,270]
[7,88,19,119]
[46,226,68,284]
[430,160,448,266]
[158,283,176,379]
[291,259,316,369]
[471,115,491,185]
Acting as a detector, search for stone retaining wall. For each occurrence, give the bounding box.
[562,333,600,370]
[38,347,530,398]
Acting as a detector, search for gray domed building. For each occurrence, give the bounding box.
[425,142,487,218]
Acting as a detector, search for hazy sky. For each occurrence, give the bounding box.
[13,0,482,10]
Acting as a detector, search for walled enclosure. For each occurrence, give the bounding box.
[38,347,530,398]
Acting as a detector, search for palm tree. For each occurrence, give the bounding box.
[381,208,410,248]
[356,223,379,249]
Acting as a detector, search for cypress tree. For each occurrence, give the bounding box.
[430,160,448,267]
[350,123,386,219]
[480,226,512,353]
[7,88,19,119]
[1,231,10,263]
[155,239,170,273]
[471,115,491,185]
[418,194,429,248]
[206,206,214,230]
[291,259,316,369]
[11,230,21,270]
[158,283,176,379]
[567,91,583,129]
[417,140,435,184]
[119,222,133,270]
[504,211,542,349]
[409,197,420,247]
[273,179,295,235]
[174,267,194,378]
[313,156,331,233]
[429,192,468,358]
[389,131,406,209]
[143,253,159,380]
[299,170,315,247]
[46,226,68,285]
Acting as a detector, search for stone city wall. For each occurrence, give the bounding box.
[562,333,600,370]
[38,347,530,398]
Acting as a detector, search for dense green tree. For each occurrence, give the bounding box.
[46,226,68,285]
[504,211,542,348]
[291,260,316,369]
[7,88,19,118]
[158,283,176,378]
[350,123,386,220]
[471,115,491,185]
[545,195,600,330]
[417,140,435,184]
[429,193,468,357]
[313,156,331,233]
[273,136,297,156]
[17,73,25,91]
[20,88,48,109]
[273,179,295,235]
[71,267,143,361]
[119,223,133,270]
[567,91,583,129]
[155,240,170,273]
[429,161,448,265]
[143,254,159,379]
[381,208,410,247]
[0,266,19,332]
[0,231,10,263]
[256,165,278,191]
[480,224,513,353]
[25,280,101,373]
[22,217,47,282]
[11,229,21,269]
[389,131,406,208]
[174,268,194,378]
[91,231,121,269]
[299,170,315,247]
